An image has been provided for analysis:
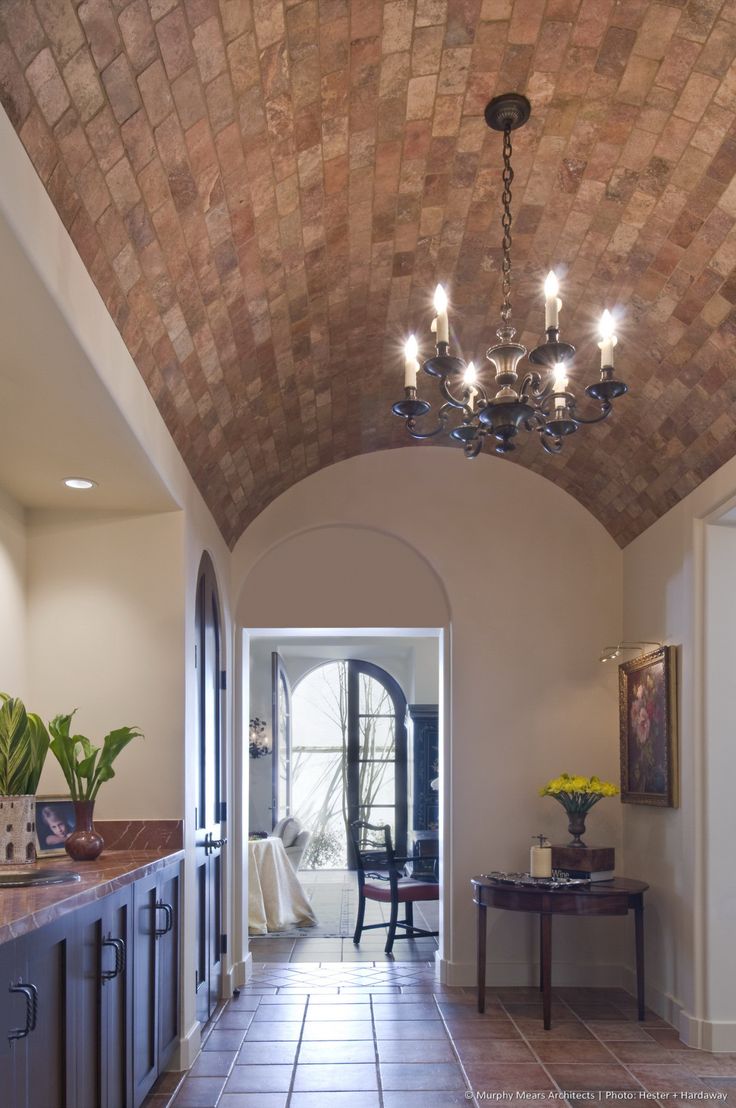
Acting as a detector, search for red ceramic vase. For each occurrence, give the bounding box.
[65,800,104,862]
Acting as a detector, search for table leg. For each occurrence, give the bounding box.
[634,898,645,1021]
[541,913,552,1030]
[539,917,543,991]
[477,902,487,1014]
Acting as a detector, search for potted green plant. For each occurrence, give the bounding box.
[0,695,50,865]
[49,711,143,861]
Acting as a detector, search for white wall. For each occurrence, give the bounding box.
[1,107,236,1066]
[0,490,26,698]
[27,509,185,818]
[234,448,624,986]
[623,447,736,1051]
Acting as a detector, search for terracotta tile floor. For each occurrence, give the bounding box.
[142,967,736,1108]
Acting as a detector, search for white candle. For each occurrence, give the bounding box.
[463,361,478,404]
[552,362,567,411]
[404,334,419,389]
[544,270,562,331]
[433,284,449,345]
[598,309,617,368]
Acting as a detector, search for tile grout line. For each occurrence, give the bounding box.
[369,992,386,1108]
[432,990,481,1108]
[585,1010,666,1101]
[284,991,310,1108]
[497,991,571,1102]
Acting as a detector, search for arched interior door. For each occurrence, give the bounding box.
[194,553,225,1024]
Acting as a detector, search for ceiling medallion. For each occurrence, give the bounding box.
[392,93,628,458]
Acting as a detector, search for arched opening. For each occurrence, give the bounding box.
[5,842,13,862]
[289,659,408,870]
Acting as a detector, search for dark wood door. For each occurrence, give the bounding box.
[0,936,26,1108]
[271,651,292,823]
[157,864,180,1071]
[195,552,225,1024]
[132,870,159,1106]
[23,915,74,1108]
[103,888,133,1108]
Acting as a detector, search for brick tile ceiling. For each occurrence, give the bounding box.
[2,0,736,547]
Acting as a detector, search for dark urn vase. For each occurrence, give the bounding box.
[567,811,587,848]
[65,800,104,862]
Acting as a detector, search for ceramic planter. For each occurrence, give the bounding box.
[64,799,104,861]
[0,794,37,865]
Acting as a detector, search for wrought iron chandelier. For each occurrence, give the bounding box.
[392,93,628,457]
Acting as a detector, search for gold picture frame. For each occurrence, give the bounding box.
[35,796,76,856]
[619,646,678,807]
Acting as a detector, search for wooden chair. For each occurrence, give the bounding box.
[350,820,439,954]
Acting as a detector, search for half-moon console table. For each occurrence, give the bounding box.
[471,876,649,1030]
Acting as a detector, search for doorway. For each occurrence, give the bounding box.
[194,552,226,1023]
[246,630,442,962]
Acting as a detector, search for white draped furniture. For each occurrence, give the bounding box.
[248,836,317,935]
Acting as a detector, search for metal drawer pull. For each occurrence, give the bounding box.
[154,900,173,937]
[101,936,126,980]
[8,981,38,1042]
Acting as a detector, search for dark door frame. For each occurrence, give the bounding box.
[194,551,225,1025]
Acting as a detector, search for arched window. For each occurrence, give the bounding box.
[289,660,407,869]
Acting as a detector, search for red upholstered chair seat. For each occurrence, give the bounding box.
[363,879,440,903]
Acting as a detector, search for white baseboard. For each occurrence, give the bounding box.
[172,1018,201,1071]
[439,958,627,988]
[621,965,736,1052]
[231,953,252,989]
[680,1010,736,1052]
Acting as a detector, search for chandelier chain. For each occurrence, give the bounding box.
[501,122,514,325]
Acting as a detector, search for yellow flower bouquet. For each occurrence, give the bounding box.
[540,773,619,846]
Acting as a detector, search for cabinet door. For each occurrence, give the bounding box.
[103,888,133,1108]
[24,915,74,1108]
[0,936,28,1108]
[132,871,159,1106]
[74,900,105,1108]
[157,864,180,1072]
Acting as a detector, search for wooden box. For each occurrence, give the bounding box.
[551,845,615,873]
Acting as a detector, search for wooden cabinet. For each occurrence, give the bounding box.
[0,858,181,1108]
[75,887,133,1108]
[0,914,74,1108]
[133,860,181,1107]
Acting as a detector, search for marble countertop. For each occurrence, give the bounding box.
[0,849,185,945]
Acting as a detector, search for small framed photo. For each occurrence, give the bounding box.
[619,646,679,807]
[36,797,76,856]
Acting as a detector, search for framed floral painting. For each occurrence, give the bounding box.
[619,646,678,807]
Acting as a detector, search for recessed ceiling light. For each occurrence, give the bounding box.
[63,477,97,490]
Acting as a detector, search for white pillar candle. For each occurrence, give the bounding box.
[404,335,419,389]
[463,361,478,403]
[552,362,567,411]
[544,271,562,331]
[598,309,617,368]
[433,284,449,345]
[530,837,552,878]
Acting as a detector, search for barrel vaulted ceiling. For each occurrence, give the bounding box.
[2,0,736,547]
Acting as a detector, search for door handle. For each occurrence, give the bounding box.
[203,832,228,856]
[8,981,38,1042]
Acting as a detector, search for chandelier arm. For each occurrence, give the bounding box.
[464,434,485,459]
[439,374,487,416]
[519,372,547,402]
[539,430,563,455]
[407,402,454,439]
[569,400,613,426]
